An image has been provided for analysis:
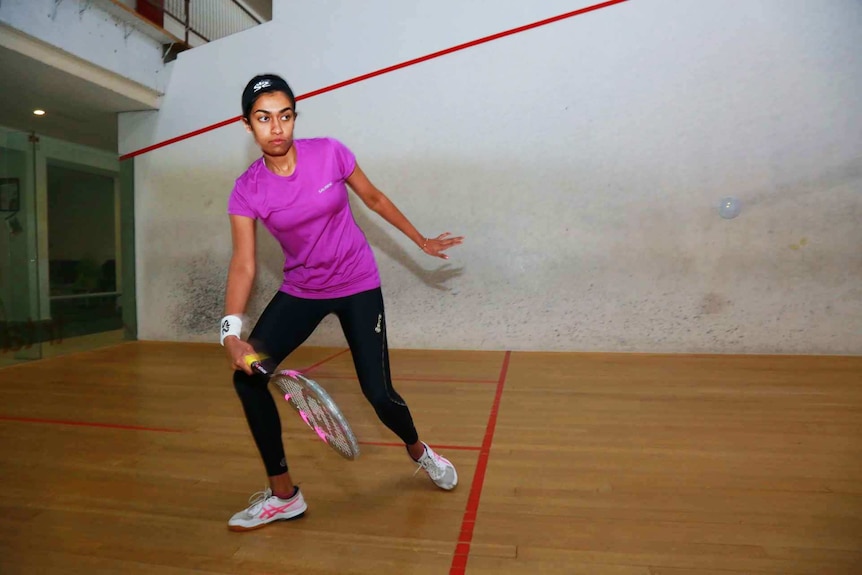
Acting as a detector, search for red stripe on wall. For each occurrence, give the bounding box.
[119,0,630,161]
[120,115,240,160]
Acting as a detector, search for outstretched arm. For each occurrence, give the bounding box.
[346,163,464,259]
[223,214,258,373]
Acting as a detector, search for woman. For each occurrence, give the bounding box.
[222,74,464,531]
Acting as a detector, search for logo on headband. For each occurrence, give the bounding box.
[253,79,272,92]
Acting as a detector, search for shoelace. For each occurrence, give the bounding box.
[414,451,446,480]
[244,489,272,515]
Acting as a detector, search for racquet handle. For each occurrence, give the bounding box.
[243,353,270,375]
[243,354,304,381]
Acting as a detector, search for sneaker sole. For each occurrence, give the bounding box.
[227,510,306,532]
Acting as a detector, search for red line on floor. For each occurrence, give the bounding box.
[119,0,630,161]
[359,441,481,452]
[450,350,511,574]
[300,348,350,373]
[0,415,184,433]
[310,373,497,384]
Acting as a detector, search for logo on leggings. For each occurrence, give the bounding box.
[374,314,382,334]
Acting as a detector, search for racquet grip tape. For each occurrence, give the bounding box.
[243,353,269,371]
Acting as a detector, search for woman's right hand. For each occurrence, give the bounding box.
[224,336,257,375]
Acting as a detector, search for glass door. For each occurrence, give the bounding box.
[46,162,123,341]
[1,128,130,366]
[0,127,43,365]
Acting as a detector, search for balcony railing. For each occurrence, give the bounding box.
[135,0,264,50]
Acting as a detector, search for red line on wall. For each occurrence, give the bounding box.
[119,0,630,161]
[295,0,629,102]
[449,350,511,574]
[119,115,240,161]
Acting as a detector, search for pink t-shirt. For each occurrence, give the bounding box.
[228,137,381,299]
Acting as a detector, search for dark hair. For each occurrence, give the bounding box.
[241,74,297,120]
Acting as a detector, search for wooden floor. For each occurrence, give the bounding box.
[0,342,860,574]
[0,329,126,368]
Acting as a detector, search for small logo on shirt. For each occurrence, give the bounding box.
[317,182,334,194]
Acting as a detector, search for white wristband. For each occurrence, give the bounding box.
[220,315,242,346]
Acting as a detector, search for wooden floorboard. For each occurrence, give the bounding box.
[0,342,860,574]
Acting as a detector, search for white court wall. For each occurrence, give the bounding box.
[121,0,862,354]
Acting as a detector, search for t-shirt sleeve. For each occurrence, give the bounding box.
[330,138,357,181]
[227,179,256,219]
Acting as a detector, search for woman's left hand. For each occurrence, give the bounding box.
[421,232,464,259]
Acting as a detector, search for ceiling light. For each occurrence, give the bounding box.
[33,109,46,116]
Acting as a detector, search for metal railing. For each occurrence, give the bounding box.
[138,0,264,46]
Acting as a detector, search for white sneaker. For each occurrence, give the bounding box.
[228,487,307,532]
[413,442,458,490]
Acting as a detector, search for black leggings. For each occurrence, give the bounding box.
[233,287,418,476]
